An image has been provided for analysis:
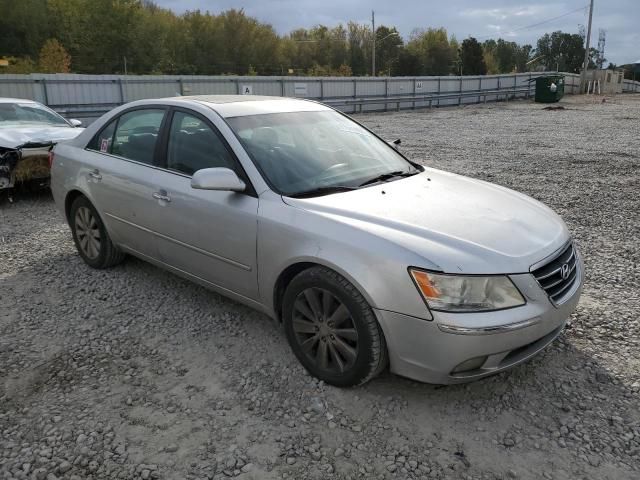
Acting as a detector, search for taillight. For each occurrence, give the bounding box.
[48,150,55,168]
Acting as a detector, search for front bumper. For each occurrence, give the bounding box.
[374,253,583,384]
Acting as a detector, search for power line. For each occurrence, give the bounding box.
[475,5,589,40]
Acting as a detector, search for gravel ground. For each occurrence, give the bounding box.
[1,94,639,480]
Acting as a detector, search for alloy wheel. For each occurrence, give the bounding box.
[292,287,359,373]
[74,206,101,259]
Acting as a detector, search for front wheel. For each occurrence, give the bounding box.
[69,195,125,269]
[282,266,387,387]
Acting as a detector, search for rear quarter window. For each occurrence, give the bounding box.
[87,119,116,152]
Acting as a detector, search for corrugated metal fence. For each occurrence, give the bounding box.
[1,72,638,124]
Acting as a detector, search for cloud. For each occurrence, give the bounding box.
[152,0,639,64]
[461,5,544,21]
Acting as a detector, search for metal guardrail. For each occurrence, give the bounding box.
[50,87,536,121]
[323,87,535,112]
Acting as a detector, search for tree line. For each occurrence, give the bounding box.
[1,0,604,76]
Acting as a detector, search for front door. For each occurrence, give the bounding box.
[150,109,259,300]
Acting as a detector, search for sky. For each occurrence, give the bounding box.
[154,0,638,65]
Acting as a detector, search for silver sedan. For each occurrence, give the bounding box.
[51,95,583,387]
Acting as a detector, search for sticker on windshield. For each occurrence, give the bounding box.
[100,138,109,152]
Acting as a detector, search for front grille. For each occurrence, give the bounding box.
[531,242,578,305]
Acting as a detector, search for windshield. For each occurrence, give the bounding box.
[0,102,69,127]
[226,110,419,196]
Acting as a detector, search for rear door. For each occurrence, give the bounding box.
[83,107,167,259]
[149,108,260,300]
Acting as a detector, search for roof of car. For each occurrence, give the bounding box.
[168,95,331,118]
[178,95,283,104]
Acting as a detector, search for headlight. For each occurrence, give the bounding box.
[409,269,526,312]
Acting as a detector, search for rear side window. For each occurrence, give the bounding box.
[111,109,165,165]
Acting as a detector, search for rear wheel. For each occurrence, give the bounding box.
[283,266,387,387]
[69,196,125,269]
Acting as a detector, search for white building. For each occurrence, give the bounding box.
[582,68,625,94]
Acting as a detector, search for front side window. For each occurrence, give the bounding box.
[166,111,234,175]
[110,109,165,164]
[226,110,418,196]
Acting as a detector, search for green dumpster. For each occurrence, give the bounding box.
[534,75,565,103]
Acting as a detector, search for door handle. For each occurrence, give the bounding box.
[89,169,102,181]
[152,191,171,203]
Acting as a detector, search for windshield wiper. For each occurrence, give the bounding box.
[287,185,358,198]
[358,170,418,187]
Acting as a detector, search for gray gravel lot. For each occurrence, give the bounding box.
[1,94,639,480]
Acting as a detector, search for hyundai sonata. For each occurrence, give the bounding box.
[51,95,583,386]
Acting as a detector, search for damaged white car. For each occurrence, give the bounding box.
[0,98,83,198]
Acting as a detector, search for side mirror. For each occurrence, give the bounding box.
[388,138,401,151]
[191,167,246,192]
[69,119,83,127]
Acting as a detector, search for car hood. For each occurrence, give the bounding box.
[0,125,83,149]
[283,169,570,274]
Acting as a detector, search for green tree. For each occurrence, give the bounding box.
[347,22,371,75]
[0,0,52,58]
[375,26,403,76]
[407,28,455,75]
[483,39,532,73]
[459,37,486,75]
[395,49,421,76]
[535,31,585,73]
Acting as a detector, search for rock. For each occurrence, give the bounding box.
[309,397,324,414]
[33,469,47,480]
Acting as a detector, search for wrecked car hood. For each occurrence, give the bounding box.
[0,125,83,149]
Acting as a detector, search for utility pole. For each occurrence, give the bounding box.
[371,10,376,77]
[579,0,594,93]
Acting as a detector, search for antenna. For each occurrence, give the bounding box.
[596,29,606,69]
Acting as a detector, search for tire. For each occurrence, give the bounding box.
[69,195,125,269]
[282,266,388,387]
